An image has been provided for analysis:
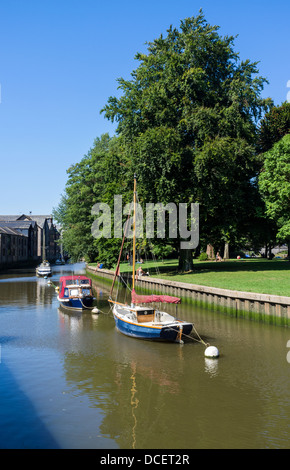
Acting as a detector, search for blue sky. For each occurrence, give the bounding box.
[0,0,289,216]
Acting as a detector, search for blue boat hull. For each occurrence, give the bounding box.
[113,314,193,342]
[59,297,94,311]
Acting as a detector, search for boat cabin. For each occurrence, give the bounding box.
[136,307,155,323]
[59,276,93,299]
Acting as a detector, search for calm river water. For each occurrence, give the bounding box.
[0,262,289,449]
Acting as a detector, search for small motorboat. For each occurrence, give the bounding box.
[57,275,95,310]
[36,260,52,277]
[37,231,52,277]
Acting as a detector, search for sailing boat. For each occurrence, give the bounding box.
[36,227,52,277]
[108,174,193,343]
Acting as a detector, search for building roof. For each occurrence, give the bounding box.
[19,215,52,224]
[0,220,37,230]
[0,215,22,221]
[0,215,53,228]
[0,226,27,236]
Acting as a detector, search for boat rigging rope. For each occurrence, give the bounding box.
[119,273,132,293]
[188,324,210,347]
[167,323,209,347]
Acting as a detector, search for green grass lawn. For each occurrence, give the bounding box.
[113,258,290,297]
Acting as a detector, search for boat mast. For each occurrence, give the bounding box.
[42,227,45,262]
[132,174,137,292]
[109,214,130,298]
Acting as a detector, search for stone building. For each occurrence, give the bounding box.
[17,215,60,260]
[0,214,60,267]
[0,220,38,262]
[0,226,28,265]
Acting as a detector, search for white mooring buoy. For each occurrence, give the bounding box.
[204,345,219,358]
[91,307,100,314]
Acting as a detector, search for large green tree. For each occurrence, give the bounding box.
[53,134,130,266]
[259,134,290,252]
[257,101,290,154]
[101,11,271,268]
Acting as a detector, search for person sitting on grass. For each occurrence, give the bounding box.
[137,266,149,277]
[215,251,222,262]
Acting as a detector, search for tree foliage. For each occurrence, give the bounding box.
[259,134,290,242]
[257,101,290,154]
[53,134,130,265]
[101,11,271,266]
[54,11,275,268]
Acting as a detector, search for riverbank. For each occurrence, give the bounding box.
[87,259,290,327]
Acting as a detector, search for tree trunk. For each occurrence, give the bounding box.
[179,249,193,271]
[206,244,215,260]
[223,242,229,260]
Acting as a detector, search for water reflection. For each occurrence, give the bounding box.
[0,263,289,449]
[204,358,219,377]
[57,284,290,448]
[0,275,55,307]
[58,299,188,448]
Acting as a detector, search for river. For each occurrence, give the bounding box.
[0,262,289,449]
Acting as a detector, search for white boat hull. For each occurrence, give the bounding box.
[36,262,52,277]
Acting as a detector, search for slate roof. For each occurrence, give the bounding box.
[18,215,53,228]
[0,215,53,228]
[0,215,22,221]
[0,220,37,230]
[0,226,27,236]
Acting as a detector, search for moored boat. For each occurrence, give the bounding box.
[108,174,194,343]
[57,275,95,310]
[110,295,193,342]
[36,227,52,277]
[36,260,52,277]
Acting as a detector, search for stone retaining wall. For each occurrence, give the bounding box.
[86,265,290,327]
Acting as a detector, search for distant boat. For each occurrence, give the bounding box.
[108,174,193,343]
[57,275,95,310]
[55,258,65,265]
[36,260,52,277]
[36,227,52,277]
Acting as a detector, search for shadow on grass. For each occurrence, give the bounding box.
[140,259,290,277]
[118,259,290,282]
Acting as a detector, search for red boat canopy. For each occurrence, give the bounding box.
[59,276,92,297]
[131,289,181,305]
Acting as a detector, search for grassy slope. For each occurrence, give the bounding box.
[111,258,290,297]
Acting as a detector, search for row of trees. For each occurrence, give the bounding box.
[53,12,290,269]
